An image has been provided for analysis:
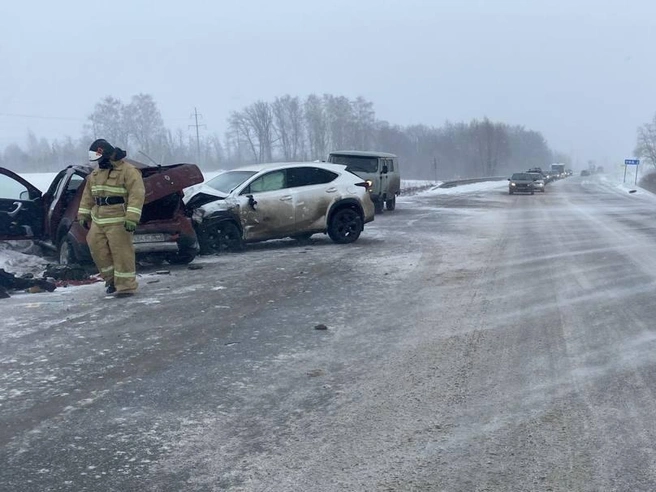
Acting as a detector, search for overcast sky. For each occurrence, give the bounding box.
[2,0,655,167]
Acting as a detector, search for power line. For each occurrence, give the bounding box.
[0,112,85,121]
[189,107,206,165]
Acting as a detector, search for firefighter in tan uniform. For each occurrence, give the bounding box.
[77,139,145,297]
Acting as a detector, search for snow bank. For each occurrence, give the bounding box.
[424,180,508,195]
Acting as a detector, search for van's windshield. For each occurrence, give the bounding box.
[328,155,378,173]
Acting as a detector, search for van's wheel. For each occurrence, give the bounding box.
[374,199,385,214]
[385,197,396,211]
[58,237,78,265]
[198,220,243,254]
[328,208,363,244]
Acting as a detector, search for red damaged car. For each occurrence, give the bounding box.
[0,161,204,265]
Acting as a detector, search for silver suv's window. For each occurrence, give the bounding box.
[287,167,337,187]
[329,155,378,173]
[248,170,286,193]
[206,170,257,194]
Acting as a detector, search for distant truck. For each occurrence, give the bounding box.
[551,163,566,178]
[327,150,400,213]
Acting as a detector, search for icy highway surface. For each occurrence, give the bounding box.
[3,174,656,491]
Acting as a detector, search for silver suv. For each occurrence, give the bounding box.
[184,162,375,254]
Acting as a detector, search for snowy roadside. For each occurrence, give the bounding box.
[422,179,508,195]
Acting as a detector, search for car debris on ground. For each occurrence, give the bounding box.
[0,264,102,298]
[0,268,56,298]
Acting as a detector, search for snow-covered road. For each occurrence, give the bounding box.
[3,175,656,491]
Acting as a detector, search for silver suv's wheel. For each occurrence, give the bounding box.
[198,220,243,255]
[328,208,363,244]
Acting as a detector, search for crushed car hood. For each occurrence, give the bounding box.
[183,183,228,210]
[141,163,204,204]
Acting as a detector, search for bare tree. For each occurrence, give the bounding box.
[304,94,327,160]
[351,96,376,150]
[288,98,306,160]
[636,115,656,168]
[2,143,30,172]
[324,95,353,151]
[125,94,165,156]
[243,101,274,163]
[88,96,129,148]
[272,95,294,161]
[272,95,305,161]
[506,126,553,171]
[229,110,259,164]
[25,131,53,170]
[470,118,510,176]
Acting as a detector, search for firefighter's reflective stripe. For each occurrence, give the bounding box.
[78,207,92,215]
[87,221,138,293]
[126,206,142,218]
[91,213,125,225]
[114,270,136,278]
[91,185,127,195]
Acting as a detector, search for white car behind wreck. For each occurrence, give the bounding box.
[183,162,375,254]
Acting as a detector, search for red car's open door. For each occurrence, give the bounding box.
[0,168,45,240]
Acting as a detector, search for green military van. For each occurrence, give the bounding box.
[327,150,401,213]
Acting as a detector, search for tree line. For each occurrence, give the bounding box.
[635,113,656,168]
[1,93,563,179]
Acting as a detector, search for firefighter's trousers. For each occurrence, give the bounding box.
[87,222,138,294]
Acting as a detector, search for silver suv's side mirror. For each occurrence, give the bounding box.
[247,194,258,211]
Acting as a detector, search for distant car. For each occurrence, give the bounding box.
[580,170,590,176]
[540,171,556,183]
[184,162,375,254]
[508,173,536,195]
[526,172,546,192]
[0,161,204,265]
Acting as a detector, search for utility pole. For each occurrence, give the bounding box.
[189,107,206,165]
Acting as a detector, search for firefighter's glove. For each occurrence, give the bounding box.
[78,218,90,230]
[124,220,137,232]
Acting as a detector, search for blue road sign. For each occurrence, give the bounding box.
[625,159,640,165]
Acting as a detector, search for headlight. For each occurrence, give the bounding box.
[365,180,373,190]
[510,183,516,187]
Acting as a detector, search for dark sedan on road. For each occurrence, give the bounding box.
[508,173,536,195]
